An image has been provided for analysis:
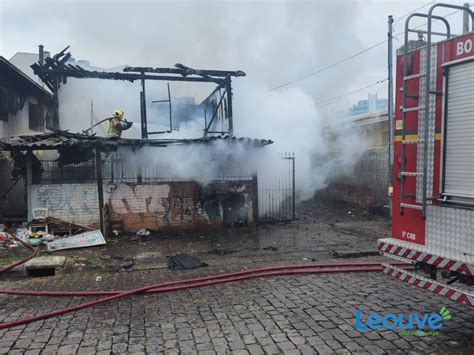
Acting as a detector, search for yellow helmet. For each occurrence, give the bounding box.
[113,109,124,119]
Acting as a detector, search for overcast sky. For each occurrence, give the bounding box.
[0,0,468,113]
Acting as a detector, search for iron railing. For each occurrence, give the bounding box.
[258,153,296,222]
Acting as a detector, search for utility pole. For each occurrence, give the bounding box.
[90,100,94,134]
[387,15,394,216]
[463,3,470,34]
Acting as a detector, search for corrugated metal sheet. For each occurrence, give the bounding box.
[0,131,273,150]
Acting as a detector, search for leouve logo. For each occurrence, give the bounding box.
[355,307,451,335]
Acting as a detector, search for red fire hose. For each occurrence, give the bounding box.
[0,261,409,296]
[0,262,413,329]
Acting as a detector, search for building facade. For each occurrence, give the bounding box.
[0,56,53,221]
[320,109,390,211]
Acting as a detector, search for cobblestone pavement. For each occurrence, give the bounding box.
[1,260,473,354]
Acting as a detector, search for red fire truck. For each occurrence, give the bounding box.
[378,4,474,306]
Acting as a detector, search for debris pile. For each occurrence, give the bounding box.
[0,224,21,250]
[167,254,208,270]
[1,216,106,252]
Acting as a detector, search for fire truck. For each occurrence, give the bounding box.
[378,3,474,306]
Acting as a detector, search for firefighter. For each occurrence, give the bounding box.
[107,109,133,138]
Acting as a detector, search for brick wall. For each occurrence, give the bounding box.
[108,180,256,232]
[30,183,100,228]
[29,179,257,232]
[319,147,389,210]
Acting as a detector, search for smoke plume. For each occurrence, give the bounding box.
[18,0,371,201]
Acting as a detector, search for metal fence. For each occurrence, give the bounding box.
[38,159,254,184]
[37,153,296,223]
[40,160,98,183]
[258,153,295,222]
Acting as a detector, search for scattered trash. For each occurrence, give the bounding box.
[302,257,309,261]
[47,230,106,251]
[43,234,55,242]
[112,230,119,237]
[96,276,102,282]
[27,238,43,247]
[15,228,30,243]
[262,246,278,251]
[136,229,151,237]
[118,257,134,270]
[168,254,208,270]
[0,232,8,241]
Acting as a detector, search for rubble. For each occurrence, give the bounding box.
[47,230,106,251]
[167,254,208,270]
[136,229,151,237]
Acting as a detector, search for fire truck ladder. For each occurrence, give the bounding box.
[400,4,474,218]
[399,12,451,217]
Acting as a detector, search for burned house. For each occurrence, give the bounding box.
[0,56,53,221]
[0,132,271,234]
[0,47,278,235]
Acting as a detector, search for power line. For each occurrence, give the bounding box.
[313,5,472,109]
[314,5,471,108]
[269,41,387,91]
[315,78,388,108]
[393,1,435,24]
[269,3,472,91]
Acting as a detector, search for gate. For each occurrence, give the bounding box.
[258,153,295,222]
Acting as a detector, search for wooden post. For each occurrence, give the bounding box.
[226,77,233,137]
[95,147,105,235]
[26,151,33,222]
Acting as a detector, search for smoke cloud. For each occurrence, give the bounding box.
[8,0,373,202]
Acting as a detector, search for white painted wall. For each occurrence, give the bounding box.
[0,96,47,138]
[30,183,100,227]
[9,52,51,93]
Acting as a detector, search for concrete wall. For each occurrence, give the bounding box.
[0,96,46,138]
[29,179,257,232]
[319,147,389,210]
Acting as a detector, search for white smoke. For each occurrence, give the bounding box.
[56,65,366,202]
[39,1,370,203]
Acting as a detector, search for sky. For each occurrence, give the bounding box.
[0,0,470,197]
[0,0,468,113]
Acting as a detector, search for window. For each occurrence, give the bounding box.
[29,102,43,131]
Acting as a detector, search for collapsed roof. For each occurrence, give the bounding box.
[0,131,273,151]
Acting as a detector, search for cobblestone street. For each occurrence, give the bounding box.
[1,262,474,354]
[1,203,473,354]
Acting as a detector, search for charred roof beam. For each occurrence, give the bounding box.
[32,66,226,85]
[123,64,245,79]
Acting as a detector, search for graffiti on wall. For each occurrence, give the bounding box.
[30,180,255,231]
[108,182,253,231]
[108,183,208,228]
[31,184,98,221]
[109,183,171,214]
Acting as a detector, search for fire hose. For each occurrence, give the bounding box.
[0,261,413,329]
